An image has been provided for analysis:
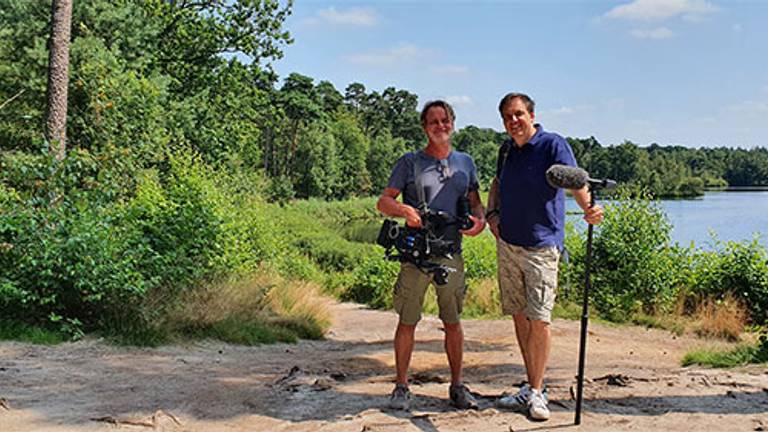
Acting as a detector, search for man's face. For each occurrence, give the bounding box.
[423,106,453,145]
[502,97,536,144]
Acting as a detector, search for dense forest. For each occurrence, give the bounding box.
[2,1,768,354]
[3,2,767,204]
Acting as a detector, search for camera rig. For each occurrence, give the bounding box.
[376,197,473,285]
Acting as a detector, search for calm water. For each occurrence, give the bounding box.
[567,191,767,249]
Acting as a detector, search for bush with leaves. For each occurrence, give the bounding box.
[690,236,768,324]
[342,255,399,309]
[0,150,152,335]
[462,234,497,280]
[576,188,689,320]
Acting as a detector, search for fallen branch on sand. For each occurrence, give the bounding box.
[91,410,182,428]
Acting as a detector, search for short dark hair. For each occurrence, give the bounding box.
[420,100,456,126]
[498,93,535,117]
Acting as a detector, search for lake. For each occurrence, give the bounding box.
[567,190,767,249]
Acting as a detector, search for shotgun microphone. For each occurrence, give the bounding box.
[546,165,617,190]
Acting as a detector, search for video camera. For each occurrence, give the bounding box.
[376,196,473,285]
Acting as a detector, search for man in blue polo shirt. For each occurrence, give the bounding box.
[486,92,603,421]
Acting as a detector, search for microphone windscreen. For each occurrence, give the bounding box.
[546,164,588,189]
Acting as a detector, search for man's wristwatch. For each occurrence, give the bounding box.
[485,209,499,219]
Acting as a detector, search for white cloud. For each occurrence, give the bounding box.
[445,95,473,106]
[603,0,718,23]
[345,44,422,66]
[630,27,675,39]
[316,7,377,27]
[430,65,470,75]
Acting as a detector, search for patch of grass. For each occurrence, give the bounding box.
[207,318,298,345]
[101,321,171,347]
[681,344,763,368]
[269,316,326,340]
[0,320,65,345]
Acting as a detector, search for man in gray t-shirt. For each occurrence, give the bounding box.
[376,100,486,411]
[386,150,480,252]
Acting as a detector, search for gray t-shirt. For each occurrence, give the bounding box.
[386,150,479,252]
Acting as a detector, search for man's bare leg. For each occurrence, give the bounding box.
[394,322,416,384]
[443,321,464,385]
[513,313,532,383]
[526,319,551,390]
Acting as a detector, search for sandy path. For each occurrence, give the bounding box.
[1,302,767,431]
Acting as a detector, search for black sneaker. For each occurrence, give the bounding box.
[449,383,478,410]
[389,383,411,410]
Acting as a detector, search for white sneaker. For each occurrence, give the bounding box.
[528,389,550,421]
[497,383,531,411]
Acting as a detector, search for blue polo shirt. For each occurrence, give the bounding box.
[497,125,577,249]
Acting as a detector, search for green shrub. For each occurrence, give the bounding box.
[124,153,221,293]
[266,174,295,202]
[462,233,497,280]
[572,188,688,320]
[278,208,378,272]
[690,236,768,324]
[343,255,399,308]
[0,149,294,339]
[0,320,66,345]
[559,220,586,301]
[286,197,380,225]
[0,192,148,335]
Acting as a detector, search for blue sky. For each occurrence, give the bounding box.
[271,1,768,148]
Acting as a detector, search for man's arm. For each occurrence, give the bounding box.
[460,189,486,237]
[376,187,422,228]
[570,186,604,225]
[487,177,501,239]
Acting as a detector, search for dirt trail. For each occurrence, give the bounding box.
[1,302,767,431]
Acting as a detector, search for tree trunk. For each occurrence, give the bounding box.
[45,0,73,161]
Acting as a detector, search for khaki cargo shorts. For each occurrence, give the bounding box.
[393,254,466,325]
[497,240,560,323]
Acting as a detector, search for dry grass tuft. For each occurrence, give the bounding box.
[164,272,333,341]
[694,293,747,341]
[266,279,333,333]
[167,275,273,328]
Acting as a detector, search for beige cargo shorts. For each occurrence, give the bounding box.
[393,254,466,325]
[496,240,560,323]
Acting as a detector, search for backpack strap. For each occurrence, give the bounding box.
[496,141,512,178]
[411,152,428,211]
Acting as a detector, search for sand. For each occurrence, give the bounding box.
[2,302,767,431]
